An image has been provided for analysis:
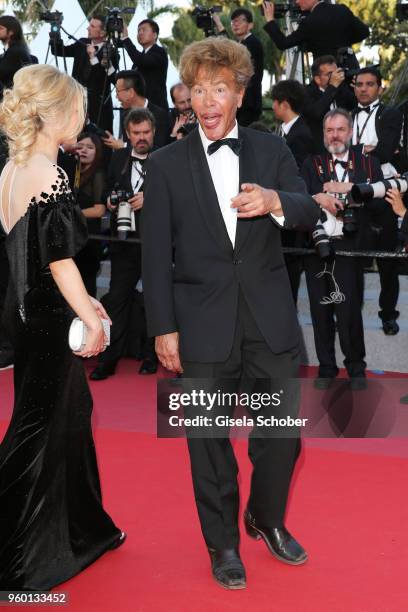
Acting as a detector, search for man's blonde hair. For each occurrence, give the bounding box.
[179,37,254,90]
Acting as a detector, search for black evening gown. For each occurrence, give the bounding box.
[0,167,122,590]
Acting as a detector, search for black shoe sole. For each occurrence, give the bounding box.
[212,575,246,590]
[245,522,308,566]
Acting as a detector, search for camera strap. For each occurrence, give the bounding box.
[355,104,379,144]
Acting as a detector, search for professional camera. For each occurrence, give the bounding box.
[351,173,408,203]
[333,193,362,234]
[105,6,135,40]
[397,0,408,22]
[273,1,302,21]
[312,211,333,259]
[192,5,222,36]
[110,189,134,236]
[40,10,63,38]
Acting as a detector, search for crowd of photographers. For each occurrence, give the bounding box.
[0,1,407,392]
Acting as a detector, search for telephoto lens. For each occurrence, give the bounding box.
[117,199,132,237]
[312,212,333,259]
[352,172,408,202]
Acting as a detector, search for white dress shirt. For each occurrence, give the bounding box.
[199,122,284,248]
[325,151,350,237]
[281,115,299,136]
[352,99,397,178]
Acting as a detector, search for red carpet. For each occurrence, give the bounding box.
[1,360,408,611]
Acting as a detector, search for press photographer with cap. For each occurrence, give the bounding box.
[262,0,369,71]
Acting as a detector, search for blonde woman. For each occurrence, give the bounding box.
[0,64,125,590]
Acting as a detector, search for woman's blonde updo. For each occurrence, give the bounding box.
[0,64,87,165]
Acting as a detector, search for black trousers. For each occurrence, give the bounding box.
[98,242,155,366]
[182,290,301,550]
[374,211,399,322]
[304,252,366,378]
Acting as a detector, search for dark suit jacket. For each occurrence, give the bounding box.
[303,80,356,152]
[51,38,119,130]
[284,116,315,169]
[142,126,319,361]
[264,2,369,62]
[122,39,168,110]
[0,42,33,89]
[241,33,264,115]
[351,103,403,166]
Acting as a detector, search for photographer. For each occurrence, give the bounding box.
[90,108,157,380]
[213,8,264,126]
[272,79,314,303]
[169,83,196,141]
[74,132,107,298]
[262,0,369,70]
[352,67,404,336]
[303,55,356,152]
[301,109,387,390]
[120,20,168,110]
[103,70,169,150]
[50,14,119,133]
[0,16,33,90]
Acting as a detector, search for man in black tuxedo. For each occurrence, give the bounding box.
[352,67,404,336]
[142,38,319,589]
[50,15,118,133]
[272,79,314,303]
[90,108,157,380]
[213,8,264,126]
[301,109,386,389]
[102,70,169,150]
[120,20,168,110]
[303,55,356,152]
[262,0,368,70]
[0,15,33,91]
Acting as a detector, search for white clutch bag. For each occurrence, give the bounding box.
[68,317,111,352]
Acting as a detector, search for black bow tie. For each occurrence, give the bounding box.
[131,156,146,165]
[335,159,348,169]
[357,104,378,114]
[207,138,242,156]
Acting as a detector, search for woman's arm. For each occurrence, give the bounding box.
[49,258,106,357]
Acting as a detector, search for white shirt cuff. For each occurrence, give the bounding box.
[270,213,285,226]
[90,56,99,65]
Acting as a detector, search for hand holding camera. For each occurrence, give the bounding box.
[329,68,345,88]
[128,192,143,211]
[313,193,344,216]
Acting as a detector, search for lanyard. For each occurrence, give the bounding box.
[355,104,378,144]
[131,160,145,193]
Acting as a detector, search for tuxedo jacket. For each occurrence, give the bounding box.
[104,147,144,239]
[51,38,119,129]
[264,2,369,60]
[0,42,33,89]
[284,116,315,169]
[122,39,168,110]
[303,81,356,152]
[351,103,403,165]
[142,126,319,362]
[241,34,264,115]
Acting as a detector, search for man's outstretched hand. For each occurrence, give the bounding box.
[155,332,183,373]
[231,183,283,218]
